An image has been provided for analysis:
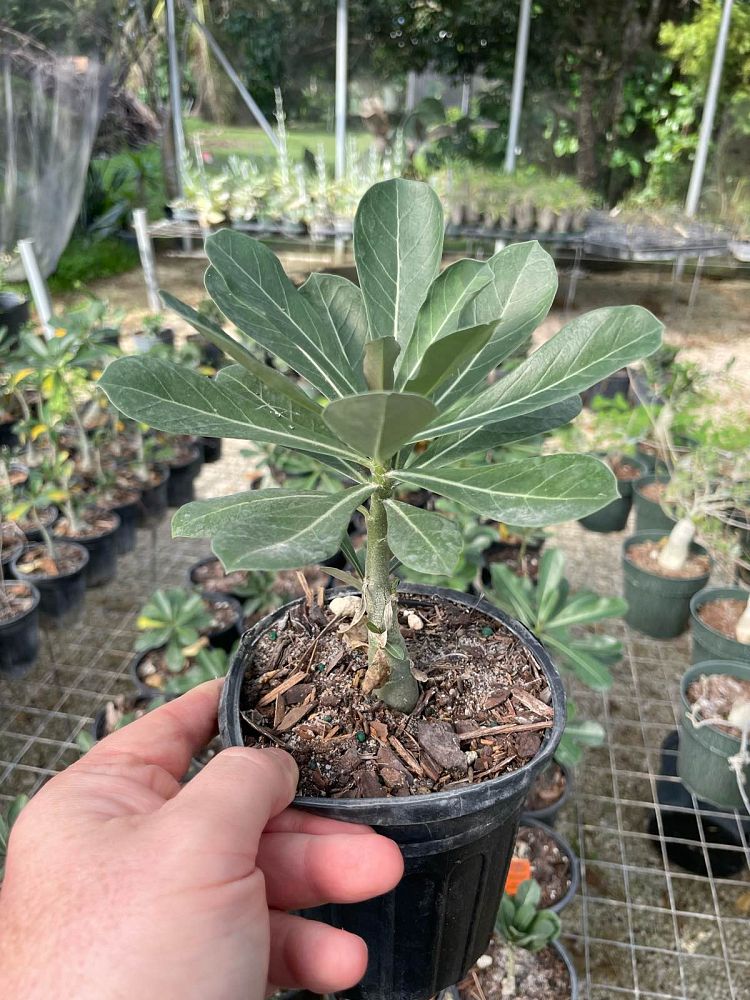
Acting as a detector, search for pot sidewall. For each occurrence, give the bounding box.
[0,583,41,677]
[689,587,750,666]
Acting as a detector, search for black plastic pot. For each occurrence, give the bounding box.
[579,454,647,533]
[650,729,750,877]
[581,367,630,406]
[130,649,164,697]
[689,587,750,666]
[517,816,579,914]
[137,468,170,528]
[554,940,579,1000]
[521,760,572,827]
[678,660,750,810]
[220,585,565,1000]
[54,514,120,589]
[11,543,89,628]
[167,446,203,507]
[480,536,545,587]
[108,493,141,555]
[0,292,30,350]
[22,506,59,544]
[633,475,675,533]
[200,436,223,464]
[0,582,40,678]
[203,591,242,651]
[0,417,18,449]
[93,693,161,741]
[623,532,711,639]
[188,556,252,602]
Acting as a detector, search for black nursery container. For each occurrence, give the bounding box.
[167,446,203,507]
[200,436,223,464]
[220,585,565,1000]
[54,514,120,589]
[0,582,40,678]
[203,591,242,651]
[22,506,58,544]
[11,543,89,628]
[107,492,141,555]
[521,760,573,827]
[578,454,647,533]
[137,468,170,527]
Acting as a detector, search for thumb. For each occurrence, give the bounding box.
[157,747,299,866]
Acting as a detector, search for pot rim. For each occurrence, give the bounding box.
[0,580,41,627]
[623,531,712,583]
[219,583,565,812]
[521,759,572,818]
[12,541,90,582]
[517,815,580,913]
[690,587,750,642]
[680,659,750,749]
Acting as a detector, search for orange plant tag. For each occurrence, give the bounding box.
[504,857,532,896]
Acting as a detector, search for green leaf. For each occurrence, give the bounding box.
[487,563,537,628]
[564,719,606,747]
[7,794,28,830]
[323,391,438,462]
[555,734,584,769]
[399,455,618,526]
[99,357,365,470]
[535,549,566,628]
[547,592,628,629]
[544,635,613,691]
[174,486,375,571]
[205,230,362,398]
[403,323,494,397]
[395,258,493,386]
[354,179,443,347]
[434,242,558,407]
[363,336,401,391]
[159,290,320,413]
[416,397,583,469]
[383,500,462,575]
[325,566,363,589]
[297,274,368,387]
[423,305,664,440]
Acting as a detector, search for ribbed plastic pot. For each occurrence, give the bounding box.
[633,475,675,533]
[200,436,223,464]
[54,514,120,589]
[109,494,141,555]
[677,660,750,810]
[579,454,647,533]
[516,816,579,914]
[220,585,565,1000]
[137,468,170,528]
[167,446,203,507]
[11,543,89,628]
[521,760,572,827]
[689,587,750,666]
[623,532,711,639]
[203,591,242,651]
[0,582,40,678]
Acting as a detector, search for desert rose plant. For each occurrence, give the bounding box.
[100,178,662,713]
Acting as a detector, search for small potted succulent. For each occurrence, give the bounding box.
[457,879,576,999]
[100,177,661,999]
[678,661,750,811]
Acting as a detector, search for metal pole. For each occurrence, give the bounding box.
[685,0,734,217]
[17,240,53,338]
[166,0,186,196]
[405,70,417,112]
[460,75,472,116]
[504,0,532,174]
[334,0,348,182]
[133,209,161,314]
[181,0,279,151]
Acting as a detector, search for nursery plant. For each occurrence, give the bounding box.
[101,178,661,712]
[495,878,562,997]
[488,549,627,692]
[99,177,660,999]
[135,587,214,672]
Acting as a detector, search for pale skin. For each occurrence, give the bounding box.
[0,680,404,999]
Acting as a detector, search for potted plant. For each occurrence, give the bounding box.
[678,661,750,811]
[457,879,576,998]
[164,435,204,508]
[118,424,171,527]
[8,461,90,627]
[1,470,40,677]
[511,819,579,914]
[99,177,661,999]
[579,453,648,533]
[690,587,750,665]
[633,472,675,532]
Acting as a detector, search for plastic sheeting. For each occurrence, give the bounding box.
[0,30,110,279]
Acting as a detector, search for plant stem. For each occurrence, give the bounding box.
[34,507,55,563]
[657,516,695,573]
[737,596,750,645]
[362,487,419,713]
[65,382,91,472]
[14,390,34,465]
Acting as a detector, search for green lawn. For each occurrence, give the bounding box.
[184,117,370,166]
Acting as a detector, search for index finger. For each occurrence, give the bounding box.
[90,680,223,780]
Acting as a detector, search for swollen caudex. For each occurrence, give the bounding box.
[657,517,695,573]
[736,596,750,645]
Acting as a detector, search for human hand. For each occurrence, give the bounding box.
[0,680,403,999]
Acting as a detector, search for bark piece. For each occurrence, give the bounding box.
[417,721,467,774]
